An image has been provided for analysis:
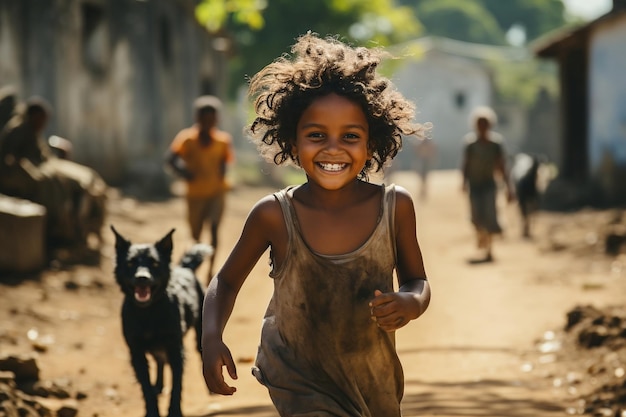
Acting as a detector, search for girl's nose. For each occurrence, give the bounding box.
[324,135,342,152]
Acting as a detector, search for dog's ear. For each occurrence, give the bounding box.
[155,228,175,256]
[111,225,131,253]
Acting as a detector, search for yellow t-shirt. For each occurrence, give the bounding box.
[170,126,234,198]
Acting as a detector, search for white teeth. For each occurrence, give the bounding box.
[319,163,346,171]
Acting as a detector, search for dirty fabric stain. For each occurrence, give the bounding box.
[252,184,403,417]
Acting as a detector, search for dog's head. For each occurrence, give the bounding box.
[111,226,175,307]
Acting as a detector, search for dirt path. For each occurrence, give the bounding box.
[2,170,624,417]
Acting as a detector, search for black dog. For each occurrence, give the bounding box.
[111,226,212,417]
[511,153,542,238]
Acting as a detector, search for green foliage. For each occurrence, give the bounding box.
[390,0,567,109]
[195,0,423,97]
[195,0,266,32]
[415,0,506,45]
[398,0,567,45]
[195,0,568,109]
[487,59,559,107]
[477,0,565,41]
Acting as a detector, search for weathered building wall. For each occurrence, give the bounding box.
[0,0,227,194]
[589,13,626,204]
[525,87,561,164]
[393,51,493,170]
[391,38,530,171]
[534,5,626,208]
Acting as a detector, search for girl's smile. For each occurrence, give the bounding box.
[317,162,347,172]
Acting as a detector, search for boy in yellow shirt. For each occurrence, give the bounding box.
[166,96,234,282]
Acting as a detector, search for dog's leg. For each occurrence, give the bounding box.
[154,355,165,395]
[166,347,185,417]
[130,349,160,417]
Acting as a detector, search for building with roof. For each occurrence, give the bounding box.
[390,36,539,171]
[0,0,229,193]
[534,0,626,207]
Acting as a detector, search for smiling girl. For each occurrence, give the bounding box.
[201,32,431,416]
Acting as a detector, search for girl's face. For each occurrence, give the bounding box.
[294,93,371,190]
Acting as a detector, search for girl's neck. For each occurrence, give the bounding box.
[290,179,383,255]
[295,179,372,210]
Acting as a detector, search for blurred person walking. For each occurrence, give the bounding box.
[414,137,437,200]
[461,106,514,263]
[166,95,235,284]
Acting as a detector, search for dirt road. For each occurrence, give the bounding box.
[1,170,624,417]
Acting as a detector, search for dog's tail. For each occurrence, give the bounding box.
[179,243,214,271]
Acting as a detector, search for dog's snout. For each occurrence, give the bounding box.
[134,266,152,280]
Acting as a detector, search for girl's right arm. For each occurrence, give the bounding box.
[201,194,284,395]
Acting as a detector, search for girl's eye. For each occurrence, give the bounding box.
[308,132,325,139]
[344,133,361,141]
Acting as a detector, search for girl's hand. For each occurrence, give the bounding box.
[202,340,238,395]
[369,289,420,332]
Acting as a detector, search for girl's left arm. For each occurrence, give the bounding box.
[369,186,431,331]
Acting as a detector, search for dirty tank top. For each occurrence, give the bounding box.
[252,184,404,417]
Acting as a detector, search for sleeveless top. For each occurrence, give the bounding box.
[252,184,404,417]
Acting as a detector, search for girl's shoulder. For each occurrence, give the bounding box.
[246,190,289,227]
[250,192,283,215]
[390,183,411,199]
[388,183,416,217]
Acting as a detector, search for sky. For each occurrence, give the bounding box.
[562,0,613,20]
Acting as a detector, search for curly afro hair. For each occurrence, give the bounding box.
[247,32,427,179]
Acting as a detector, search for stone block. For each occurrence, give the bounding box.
[0,194,46,273]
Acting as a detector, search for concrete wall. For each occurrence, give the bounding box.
[589,13,626,204]
[392,44,529,171]
[0,0,228,194]
[393,51,493,170]
[524,87,561,164]
[589,15,626,171]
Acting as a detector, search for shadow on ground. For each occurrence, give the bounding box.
[402,378,565,417]
[193,404,278,417]
[189,376,565,417]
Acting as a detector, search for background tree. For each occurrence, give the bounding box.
[196,0,571,111]
[196,0,423,97]
[397,0,566,45]
[408,0,507,45]
[391,0,568,109]
[476,0,566,42]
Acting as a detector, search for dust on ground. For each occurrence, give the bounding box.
[1,170,626,417]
